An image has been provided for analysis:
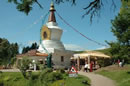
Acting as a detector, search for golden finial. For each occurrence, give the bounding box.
[50,1,55,11]
[48,1,56,22]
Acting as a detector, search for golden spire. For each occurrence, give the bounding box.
[48,2,56,22]
[50,2,55,11]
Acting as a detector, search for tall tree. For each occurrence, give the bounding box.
[0,38,19,65]
[22,42,38,54]
[0,38,10,64]
[30,42,38,49]
[108,0,130,63]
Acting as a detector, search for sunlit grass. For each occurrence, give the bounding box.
[0,72,90,86]
[96,65,130,86]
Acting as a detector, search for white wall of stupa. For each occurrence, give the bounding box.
[38,22,65,53]
[37,2,73,69]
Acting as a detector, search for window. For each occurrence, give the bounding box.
[61,56,64,62]
[43,31,47,38]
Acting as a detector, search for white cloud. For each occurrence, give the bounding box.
[96,46,109,50]
[64,44,86,51]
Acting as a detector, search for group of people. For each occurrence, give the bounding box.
[118,59,124,67]
[84,62,94,72]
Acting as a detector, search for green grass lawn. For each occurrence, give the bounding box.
[0,72,29,86]
[96,65,130,86]
[51,75,90,86]
[0,72,90,86]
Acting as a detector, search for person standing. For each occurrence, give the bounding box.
[84,63,88,72]
[119,61,123,67]
[118,59,120,67]
[90,61,94,72]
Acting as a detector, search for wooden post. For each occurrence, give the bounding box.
[88,55,90,64]
[85,57,87,64]
[77,57,80,71]
[87,55,91,72]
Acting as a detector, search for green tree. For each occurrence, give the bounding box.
[22,46,30,54]
[108,0,130,63]
[0,38,10,65]
[0,38,19,65]
[30,42,38,49]
[10,43,19,57]
[22,42,38,54]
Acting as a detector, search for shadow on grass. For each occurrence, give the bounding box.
[127,71,130,74]
[76,76,83,79]
[0,82,4,86]
[0,71,2,74]
[82,80,91,86]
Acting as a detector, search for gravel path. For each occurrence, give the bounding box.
[79,71,115,86]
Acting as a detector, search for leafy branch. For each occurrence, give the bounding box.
[8,0,119,22]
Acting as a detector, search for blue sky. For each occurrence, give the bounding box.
[0,0,121,52]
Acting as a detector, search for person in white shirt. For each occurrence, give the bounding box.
[84,63,88,72]
[119,62,122,67]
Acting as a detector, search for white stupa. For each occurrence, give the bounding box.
[38,2,73,69]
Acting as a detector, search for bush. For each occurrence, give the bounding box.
[39,68,63,86]
[97,59,112,67]
[56,69,65,73]
[17,57,31,79]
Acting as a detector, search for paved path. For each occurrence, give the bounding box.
[0,69,20,72]
[0,69,38,72]
[78,71,115,86]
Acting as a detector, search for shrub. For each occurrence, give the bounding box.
[39,68,63,86]
[97,59,112,67]
[56,69,65,73]
[17,57,31,79]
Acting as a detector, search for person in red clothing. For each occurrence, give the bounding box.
[118,59,120,67]
[90,61,94,72]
